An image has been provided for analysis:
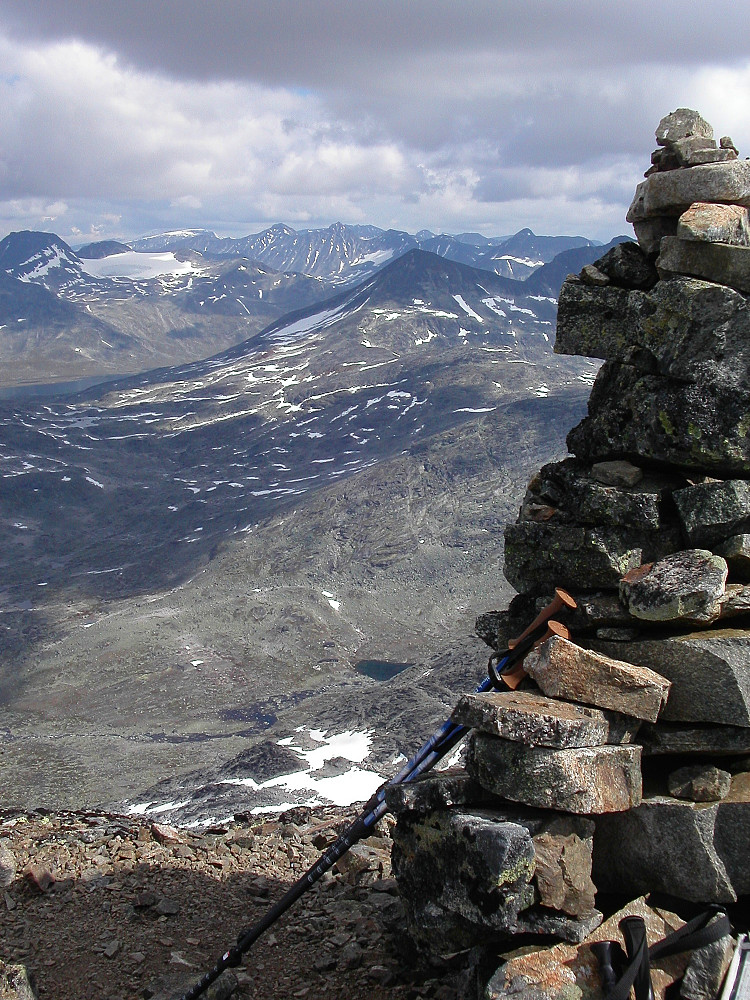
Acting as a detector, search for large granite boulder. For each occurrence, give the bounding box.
[451,690,640,749]
[593,775,750,903]
[627,159,750,222]
[658,237,750,294]
[591,630,750,725]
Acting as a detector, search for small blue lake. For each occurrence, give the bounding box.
[354,659,414,681]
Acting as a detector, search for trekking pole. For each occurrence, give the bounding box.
[175,590,576,1000]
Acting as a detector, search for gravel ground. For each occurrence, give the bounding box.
[0,808,466,1000]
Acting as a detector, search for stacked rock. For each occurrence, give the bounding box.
[389,110,749,1000]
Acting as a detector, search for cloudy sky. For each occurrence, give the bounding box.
[1,0,749,245]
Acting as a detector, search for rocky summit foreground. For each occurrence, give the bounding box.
[388,110,750,1000]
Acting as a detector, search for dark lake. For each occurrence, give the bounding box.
[354,659,414,681]
[0,373,126,402]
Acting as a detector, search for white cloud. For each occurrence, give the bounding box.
[1,5,750,243]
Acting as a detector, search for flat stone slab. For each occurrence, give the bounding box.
[523,635,671,722]
[593,776,750,902]
[567,361,750,476]
[468,734,642,814]
[658,237,750,294]
[592,630,750,726]
[619,549,727,624]
[627,160,750,222]
[451,690,640,748]
[677,202,750,245]
[673,479,750,547]
[639,721,750,756]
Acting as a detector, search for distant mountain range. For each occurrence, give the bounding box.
[0,225,627,389]
[127,222,603,283]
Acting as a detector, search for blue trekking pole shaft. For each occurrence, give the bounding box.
[176,589,575,1000]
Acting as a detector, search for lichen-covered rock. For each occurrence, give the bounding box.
[0,962,36,1000]
[390,808,536,951]
[567,361,750,475]
[619,550,728,623]
[673,479,750,547]
[592,630,750,725]
[503,519,678,595]
[593,777,750,902]
[523,635,671,722]
[668,764,732,802]
[556,275,750,389]
[658,236,750,294]
[451,690,640,749]
[677,202,750,245]
[468,734,642,814]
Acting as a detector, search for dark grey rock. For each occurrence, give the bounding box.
[468,733,642,814]
[674,480,750,547]
[451,690,640,749]
[591,460,643,487]
[592,631,750,726]
[639,721,750,756]
[384,769,500,816]
[680,913,734,1000]
[656,109,714,147]
[567,361,750,476]
[504,518,678,595]
[592,241,658,290]
[715,533,750,580]
[593,783,750,903]
[556,275,750,390]
[658,237,750,295]
[668,764,732,802]
[633,216,679,253]
[619,550,728,624]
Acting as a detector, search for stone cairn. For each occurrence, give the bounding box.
[387,111,750,1000]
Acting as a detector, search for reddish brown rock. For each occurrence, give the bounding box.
[523,635,671,722]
